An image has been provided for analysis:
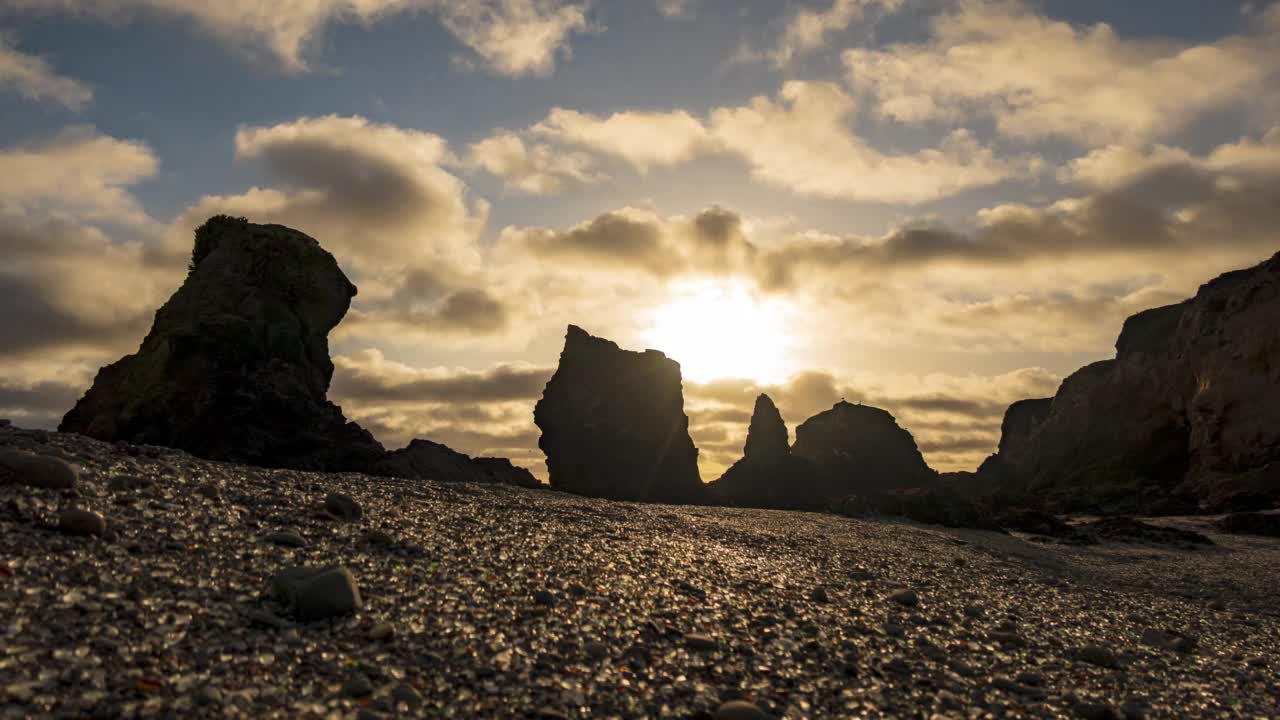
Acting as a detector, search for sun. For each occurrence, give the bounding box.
[645,281,794,384]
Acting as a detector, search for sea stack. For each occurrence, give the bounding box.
[709,394,821,509]
[791,401,937,498]
[534,325,706,503]
[60,216,385,472]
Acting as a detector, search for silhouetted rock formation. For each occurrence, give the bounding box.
[709,394,821,510]
[534,325,706,503]
[981,251,1280,513]
[377,439,541,489]
[60,216,384,471]
[792,401,937,498]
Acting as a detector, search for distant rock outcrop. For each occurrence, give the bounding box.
[981,251,1280,513]
[791,401,937,498]
[60,216,385,472]
[376,439,541,489]
[709,394,821,510]
[534,325,706,503]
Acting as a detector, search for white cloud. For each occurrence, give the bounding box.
[467,130,602,193]
[0,34,92,109]
[0,127,157,226]
[6,0,592,75]
[655,0,693,18]
[771,0,903,66]
[843,0,1280,144]
[709,81,1023,203]
[533,107,713,172]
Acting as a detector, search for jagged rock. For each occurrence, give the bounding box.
[534,325,705,503]
[709,394,822,510]
[981,251,1280,513]
[791,401,937,499]
[59,216,384,472]
[376,438,540,488]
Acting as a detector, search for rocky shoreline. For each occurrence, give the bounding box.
[3,425,1278,719]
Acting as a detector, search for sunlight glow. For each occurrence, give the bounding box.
[646,281,794,384]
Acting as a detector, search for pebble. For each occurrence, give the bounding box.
[265,531,307,548]
[0,449,78,490]
[270,565,362,622]
[369,622,395,642]
[324,492,362,521]
[714,699,771,719]
[58,507,106,536]
[342,673,374,698]
[391,683,423,708]
[1076,644,1119,669]
[0,418,10,428]
[809,586,830,603]
[889,588,919,607]
[1140,628,1196,654]
[584,640,610,659]
[533,589,556,607]
[1073,701,1123,720]
[686,633,718,651]
[362,528,395,545]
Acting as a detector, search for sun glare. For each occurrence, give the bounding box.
[646,281,794,384]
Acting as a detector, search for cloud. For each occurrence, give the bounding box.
[510,81,1021,203]
[332,349,551,403]
[0,127,158,226]
[178,114,487,268]
[843,0,1280,144]
[655,0,693,18]
[532,108,713,172]
[435,0,590,76]
[6,0,592,76]
[0,33,92,109]
[770,0,903,66]
[708,81,1025,203]
[467,130,602,194]
[498,205,755,277]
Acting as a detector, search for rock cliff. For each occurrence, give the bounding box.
[534,325,706,503]
[982,251,1280,512]
[791,401,937,498]
[708,394,821,510]
[60,216,385,471]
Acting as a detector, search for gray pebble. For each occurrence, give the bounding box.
[533,589,556,607]
[342,673,374,698]
[686,633,717,651]
[265,531,307,548]
[391,683,423,708]
[1076,644,1119,669]
[58,507,106,536]
[270,565,362,622]
[889,588,919,607]
[714,699,771,719]
[0,449,78,490]
[584,640,609,659]
[324,492,362,521]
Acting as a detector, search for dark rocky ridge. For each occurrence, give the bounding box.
[376,438,540,489]
[792,401,938,499]
[59,216,537,487]
[708,394,822,510]
[980,251,1280,513]
[534,325,706,503]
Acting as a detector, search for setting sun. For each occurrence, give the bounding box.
[646,281,794,384]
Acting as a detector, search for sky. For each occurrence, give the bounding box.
[2,0,1279,481]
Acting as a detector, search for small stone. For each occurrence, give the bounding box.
[270,565,362,622]
[809,586,830,603]
[0,449,78,490]
[1076,644,1119,669]
[324,492,362,521]
[195,686,224,706]
[714,699,771,720]
[533,589,556,607]
[265,531,307,548]
[362,529,395,545]
[196,483,220,500]
[1139,628,1195,654]
[369,622,395,642]
[584,640,609,659]
[342,674,374,698]
[58,507,106,536]
[391,683,423,708]
[1073,702,1123,720]
[686,633,718,651]
[1015,671,1045,687]
[889,588,919,607]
